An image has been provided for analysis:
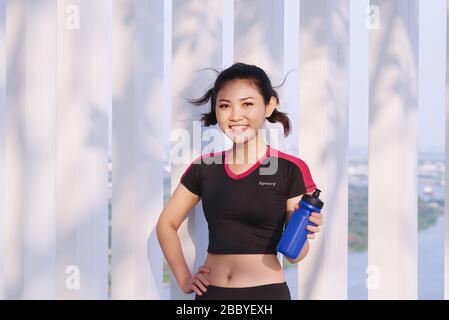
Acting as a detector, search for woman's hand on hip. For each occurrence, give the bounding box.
[181,265,210,296]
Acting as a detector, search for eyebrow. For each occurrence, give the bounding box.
[218,97,255,102]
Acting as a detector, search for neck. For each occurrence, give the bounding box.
[229,134,268,165]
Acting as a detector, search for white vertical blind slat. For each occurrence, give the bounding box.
[112,0,165,299]
[368,0,419,299]
[1,0,58,299]
[298,0,349,300]
[283,0,300,157]
[23,0,56,299]
[55,0,109,299]
[445,0,449,302]
[3,0,27,299]
[0,0,6,299]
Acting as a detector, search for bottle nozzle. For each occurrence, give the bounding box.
[302,188,324,209]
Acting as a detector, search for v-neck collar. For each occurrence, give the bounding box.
[223,144,271,180]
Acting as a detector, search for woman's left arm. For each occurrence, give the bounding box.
[284,194,324,264]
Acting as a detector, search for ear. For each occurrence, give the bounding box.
[265,96,277,118]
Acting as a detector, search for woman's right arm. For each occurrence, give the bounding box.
[156,182,207,294]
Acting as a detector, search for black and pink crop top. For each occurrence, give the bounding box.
[180,144,317,254]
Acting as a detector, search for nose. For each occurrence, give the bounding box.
[229,105,245,121]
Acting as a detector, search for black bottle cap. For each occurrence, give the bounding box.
[302,188,324,209]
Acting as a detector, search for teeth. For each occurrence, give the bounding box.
[230,125,248,130]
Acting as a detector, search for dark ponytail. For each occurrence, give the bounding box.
[186,62,295,137]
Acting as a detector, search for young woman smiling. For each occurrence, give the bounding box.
[156,63,323,300]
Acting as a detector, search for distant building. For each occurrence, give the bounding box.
[423,185,433,196]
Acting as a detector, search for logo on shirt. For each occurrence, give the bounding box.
[258,181,276,187]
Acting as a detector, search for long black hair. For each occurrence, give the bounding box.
[186,62,294,137]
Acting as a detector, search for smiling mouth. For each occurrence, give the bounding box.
[228,125,249,133]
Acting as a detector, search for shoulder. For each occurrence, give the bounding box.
[192,150,224,164]
[269,147,316,193]
[269,147,312,174]
[181,150,224,178]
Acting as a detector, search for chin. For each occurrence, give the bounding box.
[228,134,257,145]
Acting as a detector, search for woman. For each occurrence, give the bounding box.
[156,62,324,300]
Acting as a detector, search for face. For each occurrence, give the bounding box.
[215,79,277,145]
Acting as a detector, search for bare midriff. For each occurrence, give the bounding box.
[203,253,286,288]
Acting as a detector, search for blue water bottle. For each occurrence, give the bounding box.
[277,189,324,259]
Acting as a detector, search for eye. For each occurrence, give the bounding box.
[218,104,229,108]
[243,102,253,107]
